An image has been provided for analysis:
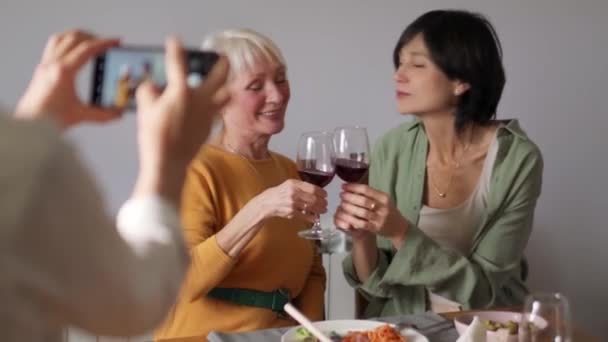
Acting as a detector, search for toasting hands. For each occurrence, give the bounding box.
[252,179,328,224]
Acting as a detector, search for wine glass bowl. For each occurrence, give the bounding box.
[298,169,334,188]
[333,126,370,183]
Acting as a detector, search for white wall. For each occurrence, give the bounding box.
[1,0,607,340]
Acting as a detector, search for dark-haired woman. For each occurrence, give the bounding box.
[336,9,543,317]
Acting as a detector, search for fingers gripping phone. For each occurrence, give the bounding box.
[90,46,219,111]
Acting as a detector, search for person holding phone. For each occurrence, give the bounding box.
[154,29,327,340]
[336,10,543,317]
[0,30,229,341]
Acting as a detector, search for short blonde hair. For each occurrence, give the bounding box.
[201,28,286,79]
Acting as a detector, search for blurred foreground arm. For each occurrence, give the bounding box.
[11,30,229,335]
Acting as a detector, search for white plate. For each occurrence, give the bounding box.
[281,319,429,342]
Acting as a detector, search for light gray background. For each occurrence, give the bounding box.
[1,0,606,340]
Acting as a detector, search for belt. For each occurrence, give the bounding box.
[207,287,290,316]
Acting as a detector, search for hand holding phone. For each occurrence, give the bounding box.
[15,30,121,129]
[90,46,219,111]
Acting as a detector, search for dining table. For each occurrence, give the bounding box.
[156,307,601,342]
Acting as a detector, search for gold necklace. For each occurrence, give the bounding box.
[222,140,270,160]
[222,140,282,188]
[427,129,473,198]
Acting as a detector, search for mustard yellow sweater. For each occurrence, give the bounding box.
[155,145,325,340]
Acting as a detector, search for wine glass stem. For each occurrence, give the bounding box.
[311,216,322,233]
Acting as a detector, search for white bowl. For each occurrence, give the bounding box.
[453,311,548,342]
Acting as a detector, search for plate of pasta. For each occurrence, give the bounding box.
[281,319,428,342]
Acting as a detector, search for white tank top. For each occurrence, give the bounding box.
[418,136,498,312]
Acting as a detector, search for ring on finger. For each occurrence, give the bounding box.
[370,202,377,211]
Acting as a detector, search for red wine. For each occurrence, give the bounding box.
[335,158,369,182]
[298,169,334,188]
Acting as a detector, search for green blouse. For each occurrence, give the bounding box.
[343,119,543,317]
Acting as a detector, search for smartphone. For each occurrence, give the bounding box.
[90,46,219,110]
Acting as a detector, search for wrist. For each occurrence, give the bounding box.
[133,159,188,205]
[247,195,269,226]
[350,231,375,244]
[389,221,409,250]
[352,232,376,251]
[14,104,57,125]
[14,95,76,130]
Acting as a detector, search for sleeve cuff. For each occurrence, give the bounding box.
[116,195,182,257]
[382,225,444,286]
[342,249,391,299]
[207,234,237,265]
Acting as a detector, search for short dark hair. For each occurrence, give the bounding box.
[393,10,506,133]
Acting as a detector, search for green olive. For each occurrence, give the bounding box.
[506,321,518,335]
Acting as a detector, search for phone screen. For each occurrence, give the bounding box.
[91,47,218,110]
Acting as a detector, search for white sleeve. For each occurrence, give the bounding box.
[117,195,182,259]
[16,138,188,336]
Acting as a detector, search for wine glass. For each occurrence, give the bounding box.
[296,131,337,240]
[519,292,572,342]
[333,126,370,183]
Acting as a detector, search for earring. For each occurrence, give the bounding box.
[455,83,470,96]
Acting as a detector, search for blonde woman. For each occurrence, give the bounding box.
[155,29,326,340]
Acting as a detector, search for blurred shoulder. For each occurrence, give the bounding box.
[0,115,68,235]
[0,115,65,170]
